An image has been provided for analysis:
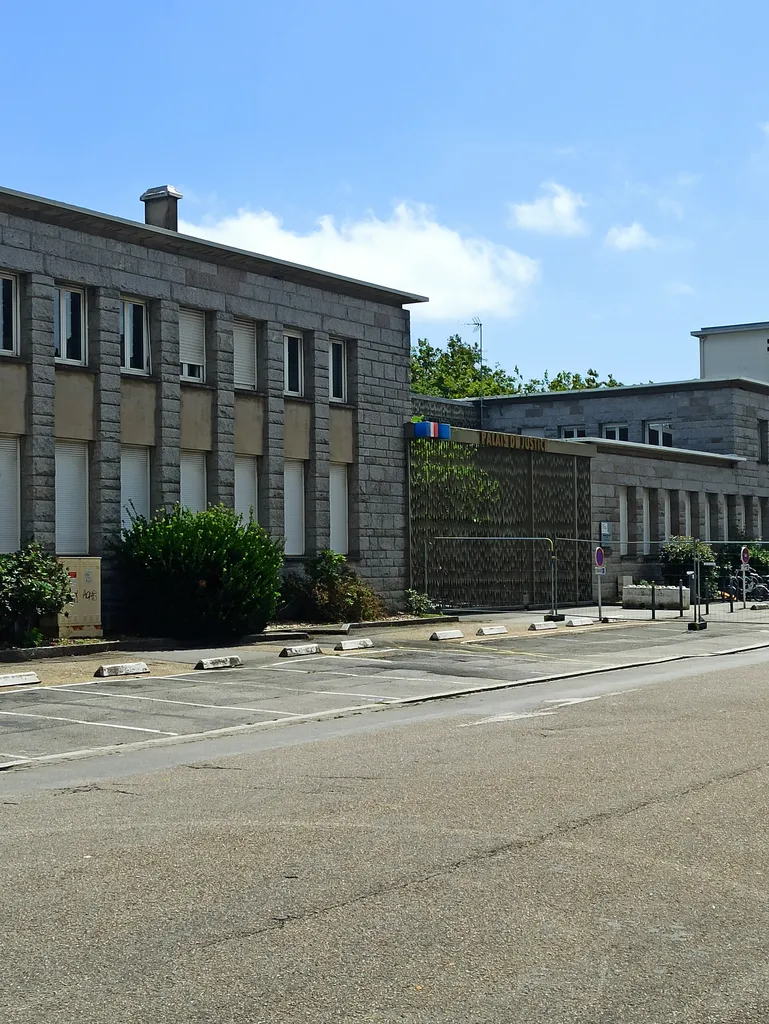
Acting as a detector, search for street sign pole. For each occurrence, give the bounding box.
[741,546,749,610]
[594,547,605,622]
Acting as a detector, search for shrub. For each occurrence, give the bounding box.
[281,550,386,623]
[405,589,438,616]
[116,505,284,641]
[0,544,74,646]
[660,536,718,596]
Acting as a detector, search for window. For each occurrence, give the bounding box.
[180,450,207,512]
[0,436,20,552]
[329,463,349,554]
[283,460,305,555]
[54,287,86,364]
[0,274,18,355]
[329,340,347,402]
[759,420,769,463]
[179,309,206,382]
[560,427,586,439]
[234,455,258,521]
[603,424,629,441]
[233,318,257,389]
[642,487,651,555]
[618,485,628,556]
[55,442,89,554]
[120,446,150,530]
[120,300,150,374]
[646,422,673,447]
[284,333,303,396]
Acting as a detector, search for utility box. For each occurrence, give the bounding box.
[57,557,103,638]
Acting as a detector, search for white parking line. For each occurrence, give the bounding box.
[53,687,303,717]
[0,709,178,736]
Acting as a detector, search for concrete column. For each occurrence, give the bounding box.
[258,321,284,541]
[761,497,769,541]
[305,329,330,553]
[20,273,56,550]
[207,311,235,507]
[746,495,761,541]
[88,288,122,555]
[150,299,181,512]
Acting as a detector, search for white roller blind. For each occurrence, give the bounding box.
[120,446,150,530]
[55,442,89,555]
[0,436,20,552]
[180,450,207,513]
[235,455,258,521]
[233,318,257,388]
[283,460,305,556]
[179,308,205,379]
[329,463,348,554]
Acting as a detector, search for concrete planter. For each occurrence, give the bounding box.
[622,585,689,610]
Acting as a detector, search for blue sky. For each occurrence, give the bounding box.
[5,0,769,384]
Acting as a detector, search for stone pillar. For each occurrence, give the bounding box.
[726,494,742,541]
[88,288,122,555]
[693,491,707,541]
[761,497,769,541]
[305,329,330,553]
[346,340,361,558]
[20,274,56,550]
[150,300,181,512]
[670,489,683,536]
[258,321,284,541]
[746,495,761,541]
[207,311,235,507]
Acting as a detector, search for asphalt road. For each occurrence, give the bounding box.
[3,644,769,1023]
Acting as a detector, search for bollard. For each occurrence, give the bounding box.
[679,581,684,618]
[651,582,656,620]
[729,591,734,614]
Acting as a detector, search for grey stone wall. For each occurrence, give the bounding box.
[411,394,481,429]
[0,208,413,615]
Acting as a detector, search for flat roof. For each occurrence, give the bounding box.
[691,321,769,338]
[0,184,429,308]
[413,375,769,405]
[577,436,745,467]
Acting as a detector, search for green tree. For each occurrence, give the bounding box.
[411,334,622,398]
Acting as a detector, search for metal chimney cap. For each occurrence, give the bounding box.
[140,185,183,202]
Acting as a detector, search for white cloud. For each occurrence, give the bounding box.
[509,182,588,236]
[667,281,696,296]
[604,222,659,251]
[179,202,538,320]
[759,122,769,137]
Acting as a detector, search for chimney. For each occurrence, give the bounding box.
[139,185,183,231]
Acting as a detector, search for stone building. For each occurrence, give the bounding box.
[413,376,769,601]
[0,183,426,618]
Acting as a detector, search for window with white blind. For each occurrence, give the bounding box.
[54,287,87,365]
[55,442,89,554]
[120,446,150,530]
[284,333,303,396]
[179,308,206,382]
[0,436,20,552]
[180,450,207,512]
[0,274,18,355]
[233,318,257,389]
[120,299,150,374]
[235,455,258,521]
[283,460,305,555]
[329,463,348,554]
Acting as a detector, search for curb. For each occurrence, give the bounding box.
[348,615,460,630]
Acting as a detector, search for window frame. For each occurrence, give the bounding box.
[602,424,629,442]
[0,434,20,552]
[329,339,347,403]
[283,459,306,556]
[119,445,151,530]
[180,449,208,513]
[283,332,304,397]
[329,462,349,554]
[234,454,259,522]
[54,440,90,555]
[54,286,88,366]
[560,426,586,439]
[0,273,19,357]
[646,421,673,447]
[120,298,151,376]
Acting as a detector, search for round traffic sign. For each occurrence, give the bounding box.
[741,545,750,566]
[595,546,604,568]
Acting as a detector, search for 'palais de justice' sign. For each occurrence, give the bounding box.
[479,431,547,452]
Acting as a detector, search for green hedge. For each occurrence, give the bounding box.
[116,505,284,641]
[0,544,73,646]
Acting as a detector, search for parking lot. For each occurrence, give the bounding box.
[2,616,768,770]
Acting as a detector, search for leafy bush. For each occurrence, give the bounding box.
[660,536,718,596]
[281,550,386,623]
[746,545,769,572]
[405,589,438,616]
[116,505,284,641]
[0,544,74,646]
